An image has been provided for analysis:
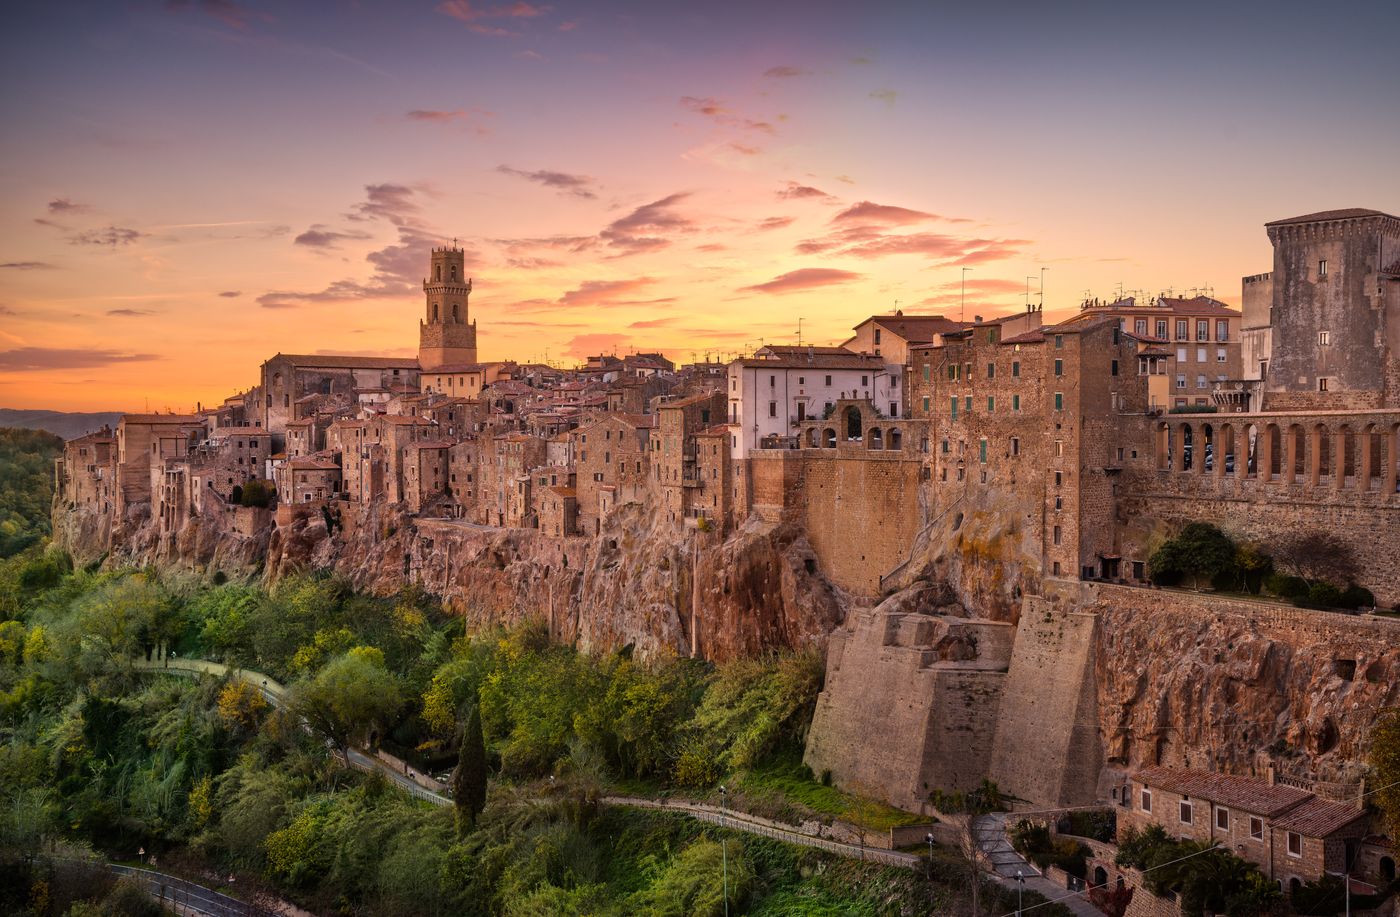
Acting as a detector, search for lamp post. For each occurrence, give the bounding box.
[718,785,729,917]
[1016,868,1025,917]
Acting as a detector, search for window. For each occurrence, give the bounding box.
[965,396,972,412]
[1318,259,1328,277]
[1052,525,1061,545]
[1177,346,1188,362]
[1111,359,1119,376]
[987,362,996,379]
[1012,361,1021,378]
[770,375,776,387]
[825,374,832,386]
[1054,495,1062,510]
[1197,320,1209,341]
[861,375,869,386]
[1053,561,1061,576]
[987,397,995,413]
[1197,374,1207,389]
[798,376,805,385]
[1176,319,1189,340]
[1216,808,1230,831]
[1180,799,1193,824]
[1216,320,1229,341]
[941,439,950,454]
[1055,471,1063,486]
[923,364,930,381]
[950,364,959,381]
[1156,319,1168,339]
[1011,437,1020,456]
[1318,331,1330,346]
[768,401,777,417]
[1135,319,1147,335]
[1055,335,1063,349]
[964,363,972,379]
[979,439,987,463]
[1287,832,1302,857]
[1197,346,1207,362]
[874,328,882,344]
[1318,377,1330,392]
[1054,392,1063,411]
[1054,440,1064,457]
[950,397,958,419]
[1054,358,1064,376]
[1250,817,1263,840]
[1217,347,1227,363]
[922,396,930,412]
[1012,394,1021,411]
[1176,373,1186,390]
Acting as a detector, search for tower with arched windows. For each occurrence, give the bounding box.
[419,245,478,370]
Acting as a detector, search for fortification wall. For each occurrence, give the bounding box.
[987,596,1102,807]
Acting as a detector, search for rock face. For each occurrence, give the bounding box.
[59,495,845,663]
[1089,584,1400,788]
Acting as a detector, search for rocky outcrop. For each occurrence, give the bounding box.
[1090,584,1400,787]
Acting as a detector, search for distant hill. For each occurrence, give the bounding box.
[0,408,124,441]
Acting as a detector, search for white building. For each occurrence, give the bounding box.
[726,346,896,458]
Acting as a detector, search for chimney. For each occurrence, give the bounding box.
[1266,764,1276,786]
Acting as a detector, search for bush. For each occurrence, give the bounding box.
[1149,523,1237,588]
[1265,573,1309,600]
[1339,584,1375,609]
[239,479,276,509]
[1297,582,1345,610]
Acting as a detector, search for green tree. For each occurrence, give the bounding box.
[1149,523,1237,588]
[286,649,403,759]
[452,704,488,832]
[1371,708,1400,847]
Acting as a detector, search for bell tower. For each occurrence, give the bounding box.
[418,245,478,371]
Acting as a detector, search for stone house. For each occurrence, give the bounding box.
[402,442,451,514]
[573,413,654,535]
[277,455,342,505]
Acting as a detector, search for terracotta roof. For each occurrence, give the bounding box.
[1265,208,1397,226]
[268,353,419,370]
[758,344,854,357]
[549,486,577,497]
[853,313,968,342]
[1271,796,1368,838]
[287,456,340,471]
[1134,767,1312,817]
[121,413,205,425]
[998,329,1046,345]
[425,361,508,373]
[737,353,885,370]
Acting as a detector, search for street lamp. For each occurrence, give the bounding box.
[1016,868,1025,917]
[718,785,729,917]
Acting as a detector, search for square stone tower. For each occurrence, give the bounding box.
[419,246,478,371]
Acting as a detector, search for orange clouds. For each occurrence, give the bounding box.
[739,268,862,294]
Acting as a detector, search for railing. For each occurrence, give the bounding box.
[108,863,276,917]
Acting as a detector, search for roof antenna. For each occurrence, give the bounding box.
[797,316,804,347]
[961,267,972,322]
[1040,266,1048,311]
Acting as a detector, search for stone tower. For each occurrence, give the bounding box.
[418,246,478,371]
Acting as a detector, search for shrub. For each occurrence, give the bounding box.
[240,479,276,509]
[1298,582,1345,610]
[1265,573,1309,600]
[1339,584,1375,609]
[1149,523,1236,588]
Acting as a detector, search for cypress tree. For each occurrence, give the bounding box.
[452,704,487,832]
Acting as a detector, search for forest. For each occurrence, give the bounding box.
[0,544,1068,916]
[0,428,63,559]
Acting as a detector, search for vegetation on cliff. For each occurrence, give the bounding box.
[0,428,63,558]
[0,549,1022,915]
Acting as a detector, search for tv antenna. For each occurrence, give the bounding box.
[960,268,972,322]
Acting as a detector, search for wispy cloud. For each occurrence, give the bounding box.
[436,0,549,35]
[47,198,90,214]
[764,65,808,78]
[106,308,158,317]
[740,268,863,294]
[294,225,372,248]
[68,226,145,247]
[599,192,694,256]
[165,0,271,31]
[0,347,160,371]
[218,290,242,297]
[776,182,835,202]
[756,216,795,231]
[0,261,55,270]
[563,332,631,360]
[833,201,942,225]
[405,109,493,134]
[557,277,663,308]
[869,89,897,106]
[680,97,775,134]
[497,165,597,199]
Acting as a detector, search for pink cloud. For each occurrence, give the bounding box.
[436,0,548,35]
[600,192,694,255]
[777,181,836,202]
[680,97,775,134]
[764,65,808,78]
[740,268,863,295]
[564,332,632,360]
[558,277,658,307]
[757,216,795,231]
[832,201,939,225]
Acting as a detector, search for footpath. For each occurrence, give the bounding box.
[136,653,1105,915]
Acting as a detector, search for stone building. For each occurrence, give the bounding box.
[418,246,478,371]
[654,391,726,528]
[727,346,892,459]
[573,413,654,535]
[277,455,342,505]
[258,354,418,436]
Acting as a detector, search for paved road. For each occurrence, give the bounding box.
[974,812,1102,917]
[109,864,276,917]
[134,655,452,806]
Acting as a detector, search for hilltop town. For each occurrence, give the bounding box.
[51,208,1400,909]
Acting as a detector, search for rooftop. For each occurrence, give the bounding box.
[1265,207,1398,226]
[1271,795,1368,838]
[267,353,419,370]
[1134,766,1313,817]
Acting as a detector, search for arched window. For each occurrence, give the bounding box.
[453,303,460,322]
[823,428,836,448]
[432,303,439,321]
[845,406,863,441]
[435,264,441,281]
[451,264,457,281]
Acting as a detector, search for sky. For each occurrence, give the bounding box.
[2,0,1398,412]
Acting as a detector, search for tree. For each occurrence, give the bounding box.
[286,649,402,759]
[1371,708,1400,848]
[451,704,488,832]
[949,813,984,917]
[1272,532,1359,586]
[1149,523,1236,588]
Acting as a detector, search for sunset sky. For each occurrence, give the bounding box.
[2,0,1398,412]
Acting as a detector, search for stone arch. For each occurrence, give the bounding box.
[823,427,836,449]
[1093,866,1108,889]
[1311,423,1331,487]
[1287,423,1305,483]
[890,428,903,450]
[1179,422,1194,472]
[1156,422,1171,470]
[432,303,439,322]
[435,264,441,281]
[869,428,884,450]
[1382,856,1396,883]
[453,303,461,322]
[806,428,819,448]
[1200,422,1215,474]
[1361,423,1379,490]
[845,406,863,441]
[1216,422,1234,478]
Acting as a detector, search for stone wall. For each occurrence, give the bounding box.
[987,594,1102,807]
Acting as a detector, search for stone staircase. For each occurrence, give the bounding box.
[973,813,1103,917]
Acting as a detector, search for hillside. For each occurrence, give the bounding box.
[0,408,122,440]
[0,427,63,557]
